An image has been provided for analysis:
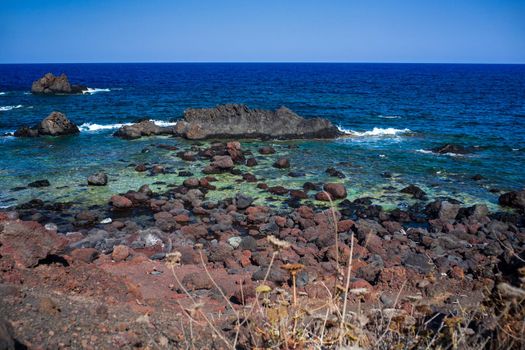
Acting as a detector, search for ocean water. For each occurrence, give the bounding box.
[0,63,524,210]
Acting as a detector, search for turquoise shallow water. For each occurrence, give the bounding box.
[0,63,524,210]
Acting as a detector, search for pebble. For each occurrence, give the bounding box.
[44,223,58,231]
[227,236,242,248]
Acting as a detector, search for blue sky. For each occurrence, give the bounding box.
[1,0,524,63]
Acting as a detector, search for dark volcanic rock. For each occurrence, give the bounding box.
[400,185,427,199]
[235,193,254,210]
[15,112,80,137]
[326,167,346,178]
[246,158,258,167]
[28,180,50,188]
[259,146,276,155]
[31,73,86,95]
[13,126,39,137]
[499,190,525,211]
[175,104,342,140]
[0,318,16,349]
[114,120,175,139]
[432,143,471,155]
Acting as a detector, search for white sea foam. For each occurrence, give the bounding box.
[378,115,401,119]
[151,120,178,127]
[343,127,412,137]
[79,120,177,132]
[416,149,433,154]
[0,105,23,112]
[416,149,465,157]
[82,88,111,94]
[79,122,133,132]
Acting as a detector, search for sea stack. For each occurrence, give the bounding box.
[31,73,87,95]
[14,111,80,137]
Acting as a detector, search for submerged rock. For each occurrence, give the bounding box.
[273,158,290,169]
[175,104,342,140]
[432,143,471,155]
[87,172,108,186]
[400,184,427,199]
[14,111,80,137]
[28,179,50,188]
[31,73,87,95]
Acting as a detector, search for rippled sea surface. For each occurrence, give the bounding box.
[0,63,524,209]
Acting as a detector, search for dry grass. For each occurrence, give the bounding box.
[166,194,525,349]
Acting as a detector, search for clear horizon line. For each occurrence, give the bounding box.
[1,60,524,65]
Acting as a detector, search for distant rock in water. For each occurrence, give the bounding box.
[113,120,176,139]
[175,104,342,140]
[14,111,80,137]
[31,73,87,95]
[432,143,471,155]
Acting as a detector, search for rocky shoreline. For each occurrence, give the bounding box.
[1,140,524,349]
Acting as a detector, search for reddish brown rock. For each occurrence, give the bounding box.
[323,183,347,199]
[183,178,200,188]
[226,141,243,161]
[246,158,258,166]
[71,248,99,264]
[338,219,355,232]
[259,146,276,155]
[268,186,289,195]
[0,220,67,268]
[174,214,190,224]
[290,190,308,200]
[135,164,147,172]
[315,192,331,201]
[181,223,209,239]
[273,158,290,169]
[211,155,234,170]
[111,195,133,209]
[112,245,130,262]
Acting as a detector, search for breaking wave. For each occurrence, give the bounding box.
[416,149,465,157]
[338,126,412,137]
[0,105,23,112]
[79,120,177,132]
[82,88,111,94]
[79,122,133,132]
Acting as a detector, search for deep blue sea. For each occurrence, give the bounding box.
[0,63,524,210]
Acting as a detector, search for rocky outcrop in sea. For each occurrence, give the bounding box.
[31,73,87,95]
[175,104,342,140]
[14,111,80,137]
[113,120,176,139]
